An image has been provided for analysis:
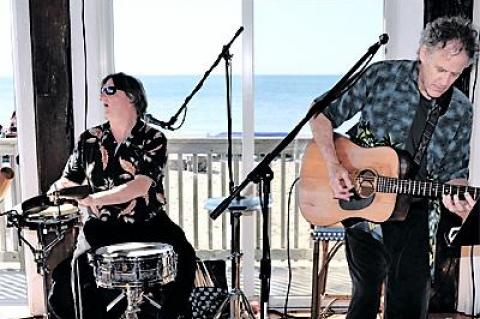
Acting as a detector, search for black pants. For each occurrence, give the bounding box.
[344,205,430,319]
[49,213,196,319]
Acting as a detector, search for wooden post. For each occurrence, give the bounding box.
[25,0,74,315]
[29,0,74,193]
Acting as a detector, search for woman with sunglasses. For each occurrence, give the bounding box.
[48,72,196,319]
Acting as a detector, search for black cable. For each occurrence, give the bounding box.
[278,53,371,318]
[146,27,243,131]
[470,245,476,318]
[469,56,478,319]
[225,52,234,194]
[173,48,237,133]
[81,0,88,131]
[282,177,300,319]
[336,54,374,99]
[471,57,478,104]
[256,171,272,319]
[169,107,188,131]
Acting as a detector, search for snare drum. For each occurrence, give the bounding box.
[89,242,177,289]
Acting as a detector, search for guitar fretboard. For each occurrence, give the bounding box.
[377,176,479,200]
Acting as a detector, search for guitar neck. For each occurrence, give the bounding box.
[377,176,479,200]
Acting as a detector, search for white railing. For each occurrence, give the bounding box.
[0,137,21,263]
[166,137,313,260]
[0,137,314,264]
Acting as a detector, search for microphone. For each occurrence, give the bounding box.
[379,33,389,45]
[144,114,171,130]
[48,185,90,200]
[367,33,389,54]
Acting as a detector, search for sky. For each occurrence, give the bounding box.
[114,0,384,75]
[0,0,12,77]
[0,0,384,77]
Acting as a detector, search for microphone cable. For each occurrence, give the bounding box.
[81,0,88,132]
[225,50,234,194]
[469,245,477,318]
[468,53,478,319]
[281,177,300,319]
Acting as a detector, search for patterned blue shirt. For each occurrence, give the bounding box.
[321,60,472,183]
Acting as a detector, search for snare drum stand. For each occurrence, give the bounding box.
[105,284,162,319]
[110,285,162,319]
[213,202,256,319]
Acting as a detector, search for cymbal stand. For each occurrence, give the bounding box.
[214,209,256,319]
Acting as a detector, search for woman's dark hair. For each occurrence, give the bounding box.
[101,72,148,116]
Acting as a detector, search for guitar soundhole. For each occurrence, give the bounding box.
[356,169,377,198]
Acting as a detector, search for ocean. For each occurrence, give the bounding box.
[0,75,339,137]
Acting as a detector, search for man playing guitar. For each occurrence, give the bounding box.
[309,16,478,319]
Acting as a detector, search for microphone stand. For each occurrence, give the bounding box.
[209,34,388,319]
[145,26,244,130]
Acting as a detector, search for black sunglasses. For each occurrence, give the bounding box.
[100,85,118,96]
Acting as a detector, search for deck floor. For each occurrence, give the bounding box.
[0,255,474,319]
[0,255,351,318]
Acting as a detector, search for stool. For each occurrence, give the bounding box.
[310,225,348,319]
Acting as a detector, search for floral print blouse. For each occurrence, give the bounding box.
[62,119,167,223]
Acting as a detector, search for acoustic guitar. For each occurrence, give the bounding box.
[299,134,478,226]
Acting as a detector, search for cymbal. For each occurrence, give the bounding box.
[21,194,55,215]
[30,203,78,217]
[21,195,78,216]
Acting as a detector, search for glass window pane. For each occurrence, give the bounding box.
[254,0,385,136]
[254,0,384,300]
[114,0,242,137]
[0,0,15,134]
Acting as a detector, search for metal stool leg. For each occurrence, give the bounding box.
[311,237,320,319]
[213,210,256,319]
[71,256,83,319]
[319,241,330,295]
[311,226,347,318]
[311,236,330,319]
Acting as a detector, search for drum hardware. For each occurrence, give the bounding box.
[105,285,163,319]
[204,196,260,319]
[5,207,78,276]
[21,193,78,216]
[89,242,177,319]
[3,193,81,319]
[47,185,90,206]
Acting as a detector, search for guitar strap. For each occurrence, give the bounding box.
[409,86,452,176]
[411,101,442,168]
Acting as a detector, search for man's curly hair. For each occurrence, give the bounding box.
[420,16,479,63]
